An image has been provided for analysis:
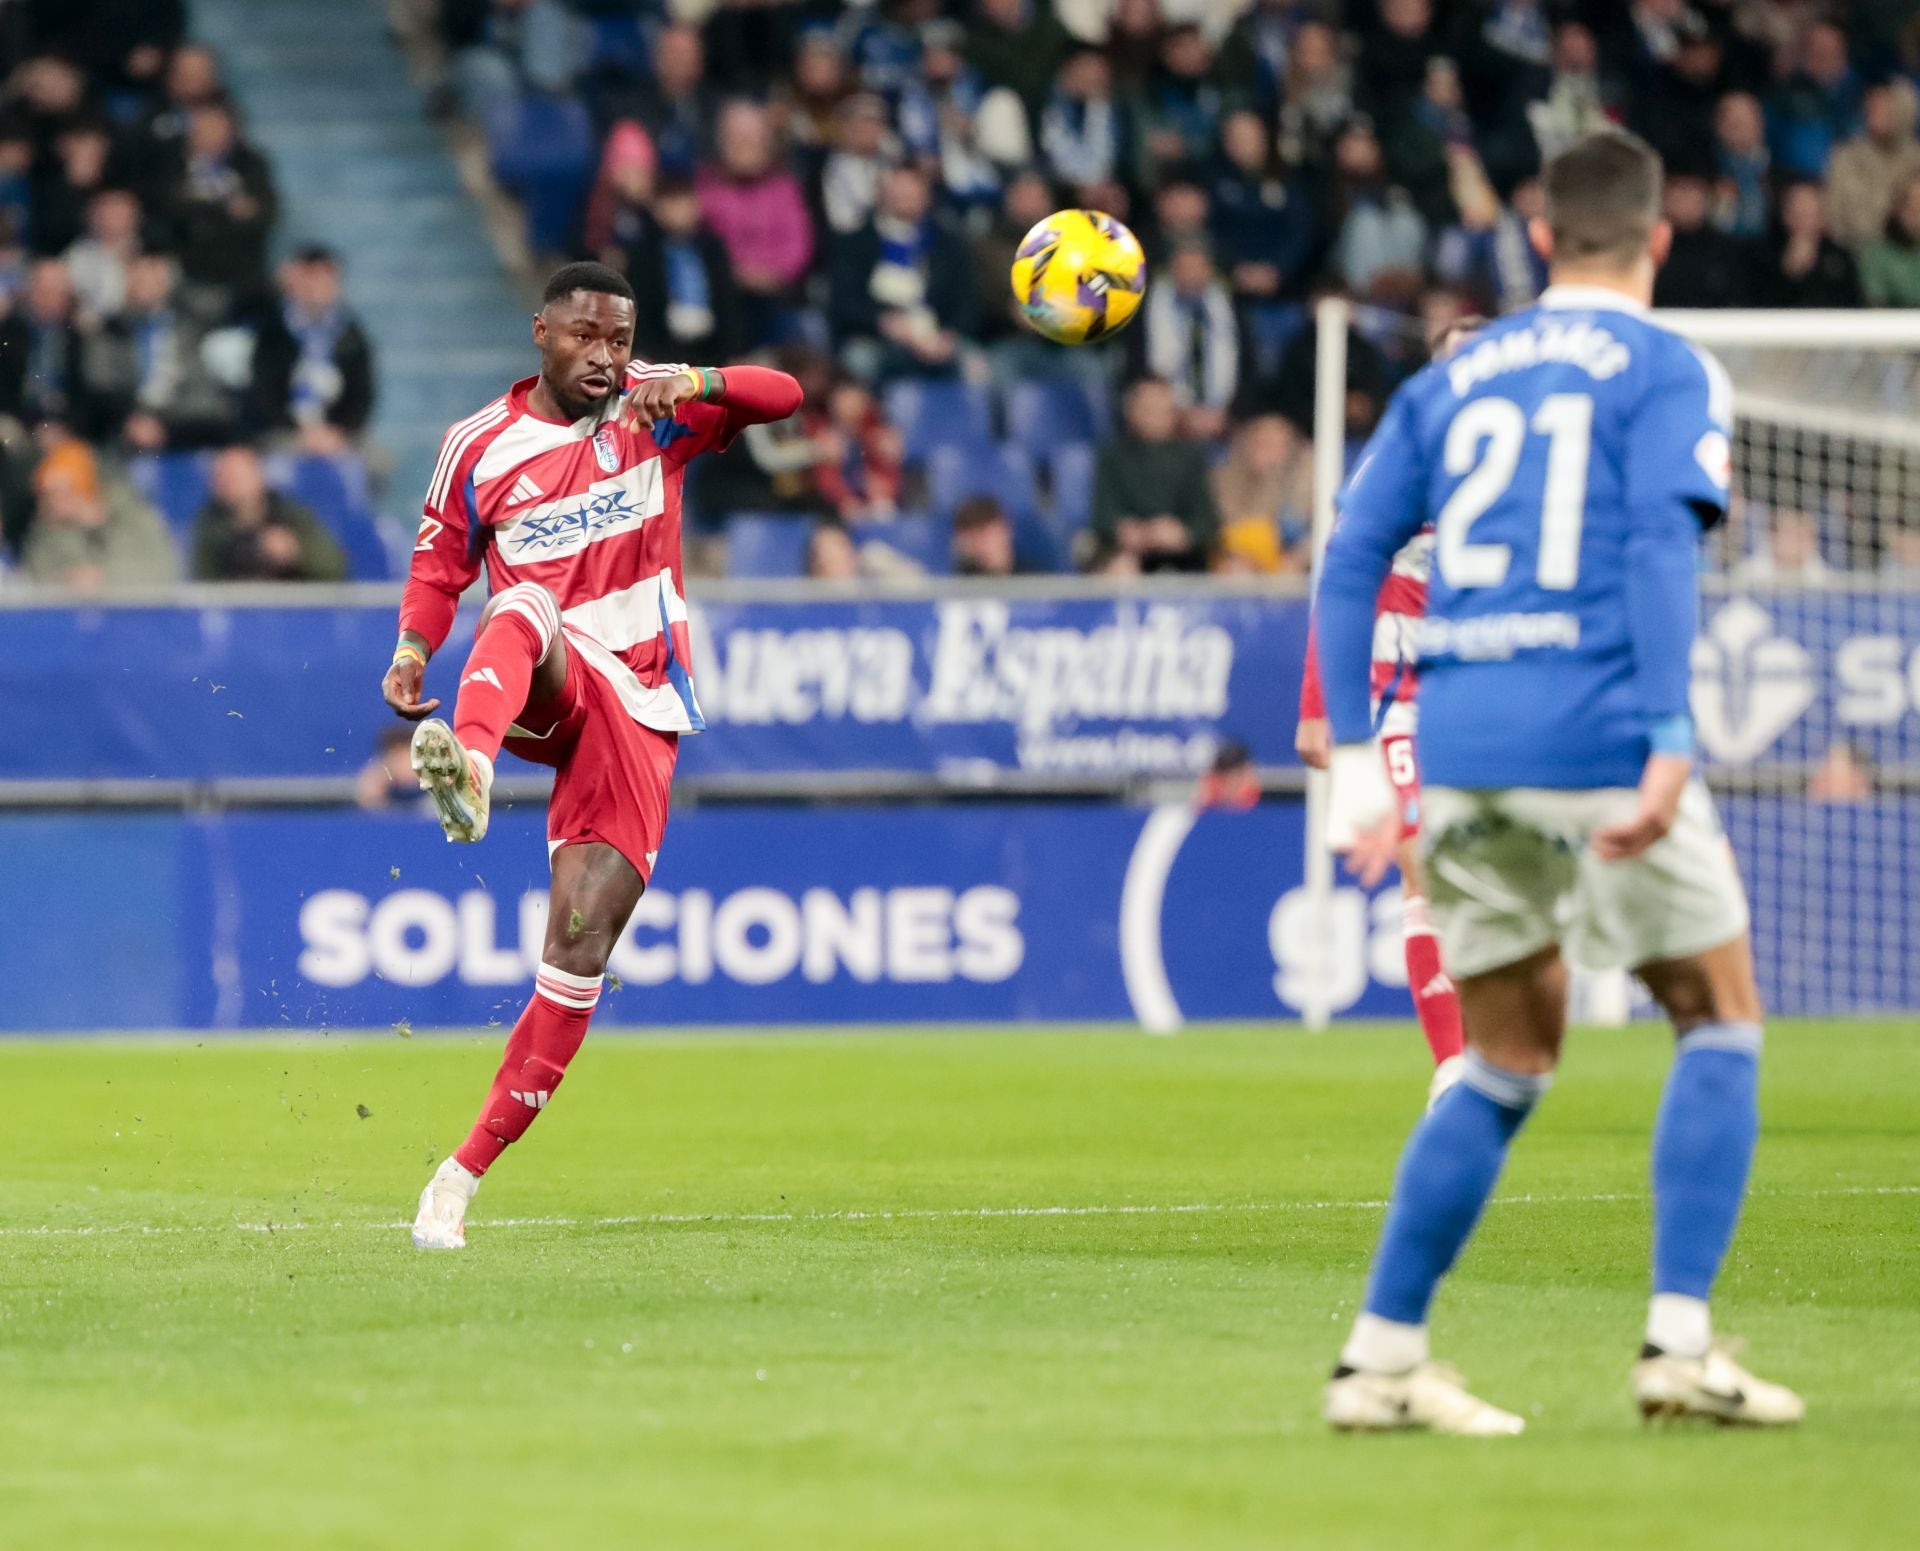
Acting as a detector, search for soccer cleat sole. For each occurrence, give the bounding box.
[410,720,486,843]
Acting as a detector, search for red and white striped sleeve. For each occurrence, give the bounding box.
[398,399,509,654]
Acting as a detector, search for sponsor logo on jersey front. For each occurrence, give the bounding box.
[495,462,665,564]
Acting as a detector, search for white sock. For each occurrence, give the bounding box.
[1646,1293,1711,1359]
[1341,1312,1429,1374]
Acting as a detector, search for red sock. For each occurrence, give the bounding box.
[1402,894,1464,1065]
[452,961,602,1176]
[451,583,560,763]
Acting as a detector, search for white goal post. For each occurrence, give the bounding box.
[1302,301,1920,1028]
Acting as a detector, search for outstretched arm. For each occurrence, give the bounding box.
[624,364,805,453]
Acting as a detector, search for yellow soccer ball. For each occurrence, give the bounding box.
[1010,209,1148,345]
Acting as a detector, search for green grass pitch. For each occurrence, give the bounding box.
[2,1021,1915,1550]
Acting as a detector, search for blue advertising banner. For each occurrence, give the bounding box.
[0,590,1306,784]
[2,796,1910,1032]
[2,587,1916,784]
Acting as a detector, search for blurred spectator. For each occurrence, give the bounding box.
[583,121,657,261]
[447,0,587,121]
[697,102,815,339]
[1381,57,1474,225]
[781,30,853,164]
[1147,176,1210,260]
[1433,161,1545,315]
[692,346,830,523]
[964,0,1071,117]
[1527,21,1612,162]
[1826,80,1920,250]
[951,494,1022,577]
[1040,49,1128,194]
[33,118,117,257]
[1712,92,1772,239]
[190,444,346,582]
[1195,739,1259,810]
[1089,378,1217,573]
[1751,180,1862,309]
[1275,20,1351,170]
[1209,110,1313,304]
[1862,176,1920,308]
[1807,740,1875,803]
[1654,171,1751,310]
[898,21,1023,215]
[806,376,903,521]
[0,257,90,427]
[1219,0,1309,117]
[247,247,374,453]
[1628,15,1723,176]
[1732,507,1832,583]
[829,163,976,381]
[627,177,739,365]
[357,725,421,811]
[806,516,859,580]
[1766,21,1860,179]
[1881,521,1920,579]
[629,23,713,179]
[1209,412,1311,575]
[974,170,1057,345]
[820,93,895,237]
[1139,244,1238,438]
[20,435,177,592]
[1132,24,1235,186]
[79,251,234,450]
[1330,120,1427,305]
[1358,0,1438,125]
[63,189,143,320]
[169,99,277,296]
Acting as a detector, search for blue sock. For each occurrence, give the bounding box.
[1362,1052,1550,1327]
[1651,1021,1761,1302]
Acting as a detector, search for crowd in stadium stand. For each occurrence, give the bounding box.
[0,3,377,591]
[6,4,1920,590]
[431,0,1920,579]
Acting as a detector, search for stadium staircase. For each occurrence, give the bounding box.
[192,0,531,538]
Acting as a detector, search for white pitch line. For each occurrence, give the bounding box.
[2,1184,1914,1241]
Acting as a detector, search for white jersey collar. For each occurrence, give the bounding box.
[1539,283,1649,315]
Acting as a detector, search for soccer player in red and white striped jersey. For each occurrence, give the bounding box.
[380,262,802,1248]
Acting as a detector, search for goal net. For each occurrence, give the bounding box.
[1304,302,1920,1024]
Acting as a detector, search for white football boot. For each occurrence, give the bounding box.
[1634,1342,1805,1426]
[411,1157,479,1251]
[410,719,492,843]
[1427,1053,1468,1111]
[1325,1362,1526,1436]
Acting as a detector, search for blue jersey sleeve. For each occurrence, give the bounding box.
[1621,342,1732,750]
[1315,388,1431,746]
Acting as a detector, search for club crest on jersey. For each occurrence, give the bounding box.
[592,426,621,473]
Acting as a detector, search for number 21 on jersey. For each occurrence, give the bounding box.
[1436,393,1593,591]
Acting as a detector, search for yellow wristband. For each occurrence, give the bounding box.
[392,643,427,669]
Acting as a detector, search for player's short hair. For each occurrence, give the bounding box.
[541,261,635,310]
[1542,129,1663,267]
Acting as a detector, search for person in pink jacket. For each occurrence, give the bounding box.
[696,101,815,343]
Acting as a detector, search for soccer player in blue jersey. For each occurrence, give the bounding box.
[1314,130,1804,1434]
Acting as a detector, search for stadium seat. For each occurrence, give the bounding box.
[850,511,950,574]
[1003,379,1103,463]
[726,512,816,577]
[926,443,1038,520]
[1047,442,1097,532]
[487,92,595,254]
[135,452,213,536]
[884,379,994,464]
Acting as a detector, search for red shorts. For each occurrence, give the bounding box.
[503,647,678,884]
[1380,731,1422,840]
